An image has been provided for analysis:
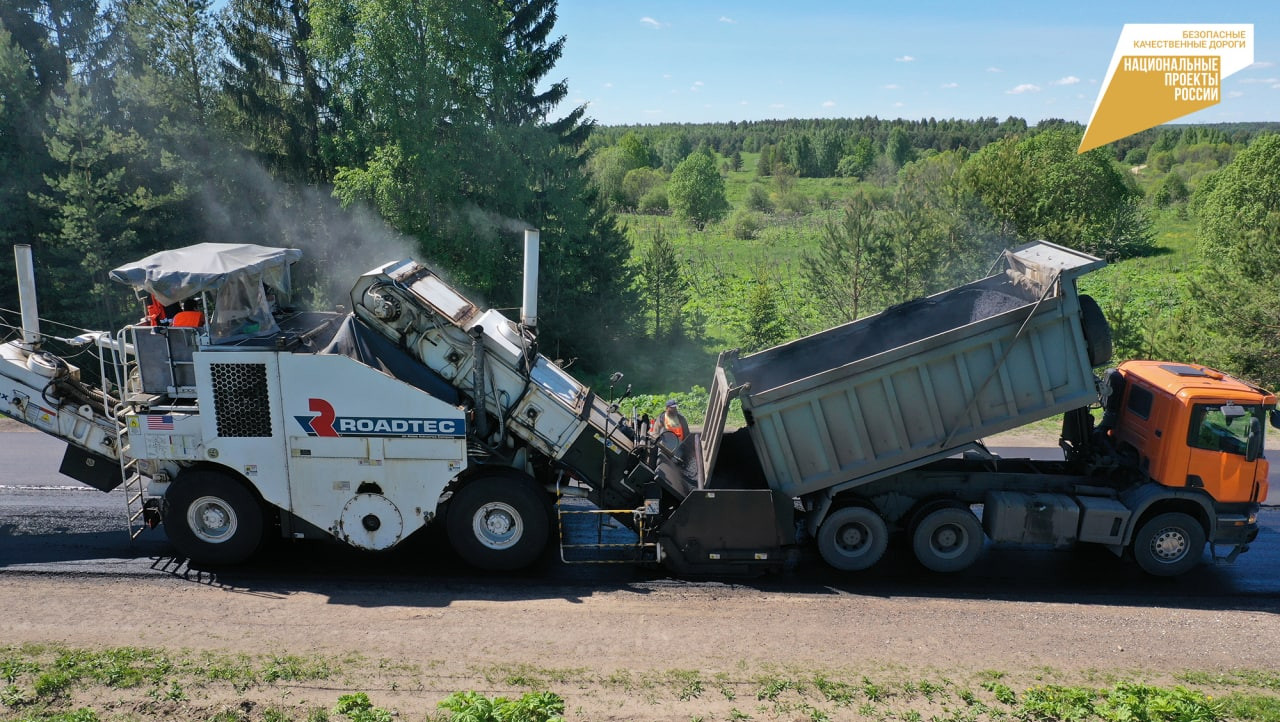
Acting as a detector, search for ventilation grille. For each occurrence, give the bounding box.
[212,363,272,438]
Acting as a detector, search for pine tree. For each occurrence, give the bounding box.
[220,0,334,183]
[33,81,154,329]
[310,0,634,370]
[639,225,685,340]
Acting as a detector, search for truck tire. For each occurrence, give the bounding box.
[446,475,550,571]
[163,470,264,565]
[817,506,888,571]
[1131,512,1206,577]
[1079,294,1112,367]
[911,507,983,573]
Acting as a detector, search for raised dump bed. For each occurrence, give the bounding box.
[711,241,1107,500]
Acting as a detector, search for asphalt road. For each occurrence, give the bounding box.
[1,431,1277,608]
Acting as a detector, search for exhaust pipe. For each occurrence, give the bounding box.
[521,229,539,331]
[469,326,491,442]
[15,244,40,350]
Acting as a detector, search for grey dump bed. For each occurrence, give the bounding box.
[705,241,1105,500]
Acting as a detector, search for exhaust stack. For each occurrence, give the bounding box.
[521,229,539,330]
[15,244,40,350]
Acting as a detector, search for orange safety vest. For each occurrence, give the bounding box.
[661,411,686,441]
[172,310,205,327]
[146,297,167,326]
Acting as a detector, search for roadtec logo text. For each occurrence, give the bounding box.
[295,398,464,438]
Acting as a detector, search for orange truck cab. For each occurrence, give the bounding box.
[1107,360,1276,560]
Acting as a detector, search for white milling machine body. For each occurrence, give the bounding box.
[0,235,676,569]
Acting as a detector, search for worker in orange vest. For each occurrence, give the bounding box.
[653,399,691,442]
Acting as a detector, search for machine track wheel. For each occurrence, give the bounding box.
[446,474,550,571]
[163,469,264,565]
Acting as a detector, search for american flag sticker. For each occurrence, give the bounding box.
[146,415,174,431]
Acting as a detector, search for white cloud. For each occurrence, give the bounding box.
[893,101,904,107]
[640,17,662,29]
[769,103,785,109]
[1052,76,1081,85]
[663,73,672,79]
[1237,77,1279,84]
[1273,84,1280,90]
[940,82,959,89]
[740,100,749,105]
[895,55,915,62]
[1227,90,1245,98]
[1007,83,1041,94]
[603,82,613,89]
[884,83,900,89]
[719,16,737,24]
[986,66,1003,73]
[1248,61,1276,69]
[822,100,836,107]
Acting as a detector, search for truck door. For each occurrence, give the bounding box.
[1183,403,1266,503]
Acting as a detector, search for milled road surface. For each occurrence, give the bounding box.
[2,430,1279,720]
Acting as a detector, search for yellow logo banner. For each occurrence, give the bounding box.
[1079,24,1254,154]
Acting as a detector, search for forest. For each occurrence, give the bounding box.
[3,0,1280,398]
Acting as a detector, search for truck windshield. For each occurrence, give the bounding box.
[1188,404,1263,455]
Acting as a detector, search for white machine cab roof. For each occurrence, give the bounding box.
[109,243,302,306]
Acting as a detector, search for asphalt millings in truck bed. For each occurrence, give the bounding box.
[732,284,1034,393]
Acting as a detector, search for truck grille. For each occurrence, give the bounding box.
[211,363,272,438]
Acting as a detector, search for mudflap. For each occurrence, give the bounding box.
[657,488,792,576]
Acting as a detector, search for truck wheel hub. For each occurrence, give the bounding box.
[934,527,959,549]
[189,496,237,543]
[1151,528,1188,561]
[473,502,523,550]
[837,524,867,550]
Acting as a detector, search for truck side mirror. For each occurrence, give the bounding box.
[1246,416,1264,462]
[1270,409,1280,430]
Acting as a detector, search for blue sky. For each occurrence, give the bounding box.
[546,1,1280,126]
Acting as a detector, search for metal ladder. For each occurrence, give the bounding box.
[99,327,149,539]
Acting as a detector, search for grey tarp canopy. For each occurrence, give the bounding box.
[109,243,302,306]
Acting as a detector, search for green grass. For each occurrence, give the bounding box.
[5,643,1280,722]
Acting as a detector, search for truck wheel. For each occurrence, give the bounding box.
[1131,512,1205,577]
[817,506,888,571]
[163,470,264,565]
[446,476,550,571]
[912,507,983,573]
[1079,294,1112,367]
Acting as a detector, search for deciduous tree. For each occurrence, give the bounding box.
[963,128,1153,260]
[1194,133,1280,385]
[668,149,728,229]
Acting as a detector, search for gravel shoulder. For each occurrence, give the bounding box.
[2,573,1278,720]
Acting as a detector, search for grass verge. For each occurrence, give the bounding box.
[3,645,1279,721]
